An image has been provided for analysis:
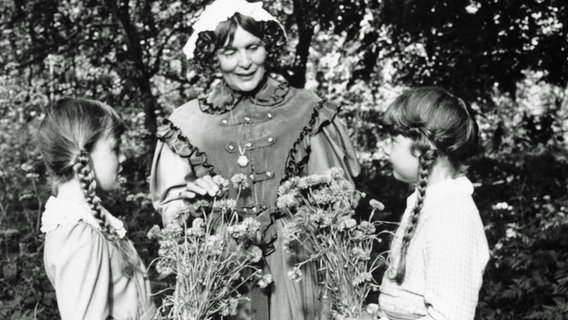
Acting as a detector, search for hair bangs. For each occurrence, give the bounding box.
[383,95,420,139]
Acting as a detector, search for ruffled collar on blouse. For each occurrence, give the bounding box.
[41,195,126,238]
[199,74,290,114]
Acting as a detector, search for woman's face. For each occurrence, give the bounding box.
[216,25,267,92]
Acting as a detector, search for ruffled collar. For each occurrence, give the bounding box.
[199,75,290,114]
[41,195,126,238]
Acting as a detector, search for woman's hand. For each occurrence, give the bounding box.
[185,174,220,198]
[162,175,221,226]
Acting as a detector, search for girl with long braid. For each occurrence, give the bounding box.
[37,98,156,320]
[377,87,489,320]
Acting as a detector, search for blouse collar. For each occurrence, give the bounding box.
[41,195,126,238]
[199,75,290,114]
[406,176,474,209]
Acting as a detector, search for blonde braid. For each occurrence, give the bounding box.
[394,148,437,284]
[73,150,108,230]
[73,150,139,277]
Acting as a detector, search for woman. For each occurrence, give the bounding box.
[150,0,360,319]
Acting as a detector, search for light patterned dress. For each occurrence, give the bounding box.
[379,177,489,320]
[42,195,156,320]
[150,75,360,320]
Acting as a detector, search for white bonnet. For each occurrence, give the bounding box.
[182,0,286,59]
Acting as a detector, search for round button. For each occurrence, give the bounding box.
[267,113,273,119]
[228,144,234,150]
[221,119,228,124]
[245,142,252,148]
[267,137,274,143]
[266,171,273,177]
[244,116,251,122]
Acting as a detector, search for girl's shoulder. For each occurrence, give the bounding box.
[44,220,110,269]
[432,195,479,220]
[45,220,106,247]
[426,193,484,237]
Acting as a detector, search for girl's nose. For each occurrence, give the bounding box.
[380,140,392,157]
[119,152,126,164]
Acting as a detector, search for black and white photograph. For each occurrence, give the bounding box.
[1,0,567,319]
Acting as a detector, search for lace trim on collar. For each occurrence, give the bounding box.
[41,196,126,238]
[156,119,217,177]
[282,99,341,179]
[199,76,290,115]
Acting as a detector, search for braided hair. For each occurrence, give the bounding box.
[73,150,119,237]
[384,87,479,283]
[37,98,138,277]
[192,12,287,76]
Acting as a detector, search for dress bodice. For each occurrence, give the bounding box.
[157,76,341,213]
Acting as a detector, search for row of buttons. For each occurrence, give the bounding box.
[220,112,273,125]
[226,136,276,152]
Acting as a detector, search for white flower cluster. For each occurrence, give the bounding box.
[276,167,389,319]
[492,202,513,211]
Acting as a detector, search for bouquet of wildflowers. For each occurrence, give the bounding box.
[276,167,391,318]
[148,174,271,320]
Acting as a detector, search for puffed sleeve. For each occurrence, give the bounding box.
[44,223,111,320]
[298,100,361,179]
[150,117,217,225]
[150,138,195,225]
[422,198,489,320]
[307,115,361,181]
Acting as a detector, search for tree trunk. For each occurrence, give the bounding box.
[105,0,158,173]
[290,0,317,88]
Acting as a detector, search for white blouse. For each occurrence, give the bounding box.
[379,177,490,320]
[41,196,156,320]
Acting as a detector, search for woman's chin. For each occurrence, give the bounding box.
[234,83,258,92]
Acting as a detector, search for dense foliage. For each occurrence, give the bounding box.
[1,0,567,319]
